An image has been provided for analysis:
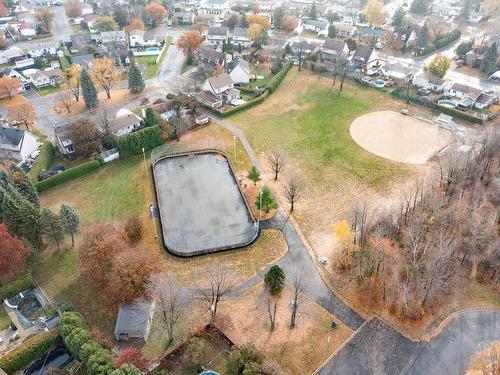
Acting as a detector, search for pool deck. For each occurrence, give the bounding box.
[153,152,258,256]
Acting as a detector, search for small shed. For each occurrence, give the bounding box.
[100,148,120,163]
[115,300,154,342]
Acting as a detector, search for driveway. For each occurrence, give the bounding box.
[316,310,500,375]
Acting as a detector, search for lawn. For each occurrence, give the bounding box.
[35,84,62,96]
[245,64,272,89]
[134,37,172,78]
[231,68,411,257]
[59,56,70,70]
[0,308,11,330]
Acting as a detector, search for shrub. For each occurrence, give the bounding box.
[267,61,292,93]
[27,142,54,182]
[35,160,102,192]
[115,126,163,157]
[0,274,34,301]
[124,216,144,245]
[0,331,59,373]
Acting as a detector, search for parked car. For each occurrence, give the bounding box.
[361,76,372,85]
[9,333,20,342]
[38,165,65,181]
[417,88,430,96]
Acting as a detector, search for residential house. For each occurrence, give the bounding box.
[129,29,161,47]
[358,27,384,43]
[111,109,144,137]
[380,62,412,80]
[201,0,229,15]
[207,26,228,48]
[302,19,329,34]
[70,33,93,52]
[99,30,128,48]
[351,45,377,72]
[19,23,36,37]
[29,71,51,87]
[54,125,75,156]
[331,22,357,39]
[145,98,177,121]
[2,67,23,80]
[446,83,494,109]
[393,27,416,49]
[115,301,155,342]
[289,40,321,58]
[412,72,446,92]
[0,47,23,64]
[173,11,195,24]
[0,128,38,163]
[430,4,460,19]
[232,27,251,48]
[199,72,240,107]
[15,58,35,69]
[321,39,348,64]
[197,46,225,67]
[71,54,94,68]
[43,68,63,84]
[84,14,99,33]
[228,57,250,84]
[13,1,34,15]
[29,46,57,58]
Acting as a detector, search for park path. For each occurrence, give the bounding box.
[205,111,365,330]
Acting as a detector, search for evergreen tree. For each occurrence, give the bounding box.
[481,42,498,75]
[128,62,145,93]
[264,265,286,296]
[60,204,80,247]
[416,24,429,48]
[391,6,406,27]
[255,186,277,213]
[455,40,473,57]
[8,165,39,207]
[309,0,317,20]
[80,68,98,109]
[247,166,261,185]
[273,6,284,28]
[328,24,337,38]
[144,107,159,127]
[410,0,429,14]
[239,12,248,27]
[113,5,128,28]
[41,208,64,251]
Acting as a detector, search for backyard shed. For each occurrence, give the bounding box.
[115,301,155,341]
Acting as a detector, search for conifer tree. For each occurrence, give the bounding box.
[128,62,145,93]
[80,68,98,109]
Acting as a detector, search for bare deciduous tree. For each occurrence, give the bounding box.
[290,274,304,328]
[282,172,305,212]
[147,274,188,343]
[266,149,287,181]
[196,263,234,324]
[57,93,73,113]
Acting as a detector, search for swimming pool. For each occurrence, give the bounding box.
[437,99,458,108]
[147,47,159,51]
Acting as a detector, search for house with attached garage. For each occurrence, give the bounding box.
[228,57,250,84]
[198,72,240,107]
[232,27,251,48]
[207,26,228,48]
[412,72,446,92]
[54,125,75,156]
[321,39,348,64]
[331,22,357,39]
[380,62,413,81]
[0,128,39,163]
[111,109,144,137]
[351,45,378,73]
[129,29,161,47]
[28,68,63,88]
[446,83,495,109]
[173,11,195,24]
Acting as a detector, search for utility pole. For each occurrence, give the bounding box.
[142,147,148,175]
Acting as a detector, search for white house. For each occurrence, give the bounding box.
[0,128,39,163]
[99,30,127,45]
[302,19,329,34]
[19,23,36,37]
[331,22,357,39]
[228,57,250,84]
[201,0,229,15]
[321,39,348,63]
[172,11,195,24]
[393,27,416,49]
[232,27,251,48]
[207,26,228,48]
[29,71,51,87]
[111,109,143,137]
[0,47,23,64]
[380,62,413,80]
[202,72,234,96]
[144,98,177,121]
[199,72,240,106]
[54,125,74,156]
[129,29,160,47]
[445,83,495,109]
[412,72,446,92]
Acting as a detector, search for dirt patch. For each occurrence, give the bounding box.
[219,282,352,375]
[350,111,452,164]
[52,89,133,117]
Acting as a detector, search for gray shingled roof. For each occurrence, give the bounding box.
[233,27,248,38]
[0,128,25,146]
[352,45,374,63]
[208,26,228,37]
[115,301,151,337]
[207,73,233,90]
[323,39,346,53]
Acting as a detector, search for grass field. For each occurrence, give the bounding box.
[35,84,62,96]
[0,309,11,330]
[232,69,411,255]
[134,37,172,78]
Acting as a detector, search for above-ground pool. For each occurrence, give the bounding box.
[437,99,458,108]
[200,371,220,375]
[24,345,72,375]
[153,151,258,256]
[147,47,159,51]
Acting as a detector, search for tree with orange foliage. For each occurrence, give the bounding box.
[363,0,386,26]
[8,103,36,131]
[0,76,21,100]
[115,348,149,371]
[247,14,270,30]
[143,2,166,27]
[176,31,204,59]
[108,249,158,304]
[0,223,31,281]
[247,23,263,40]
[35,8,55,33]
[125,17,144,32]
[0,2,9,18]
[90,56,122,99]
[281,17,298,31]
[64,0,82,18]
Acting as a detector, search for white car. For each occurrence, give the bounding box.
[319,257,328,265]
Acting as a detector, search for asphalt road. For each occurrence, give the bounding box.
[316,310,500,375]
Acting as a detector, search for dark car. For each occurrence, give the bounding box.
[38,165,65,181]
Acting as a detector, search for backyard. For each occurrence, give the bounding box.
[134,37,172,78]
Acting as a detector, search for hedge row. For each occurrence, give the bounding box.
[416,29,461,56]
[0,331,59,374]
[27,142,54,182]
[435,104,484,124]
[60,312,115,375]
[35,160,102,192]
[0,274,34,301]
[267,61,293,93]
[222,91,269,117]
[114,125,163,157]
